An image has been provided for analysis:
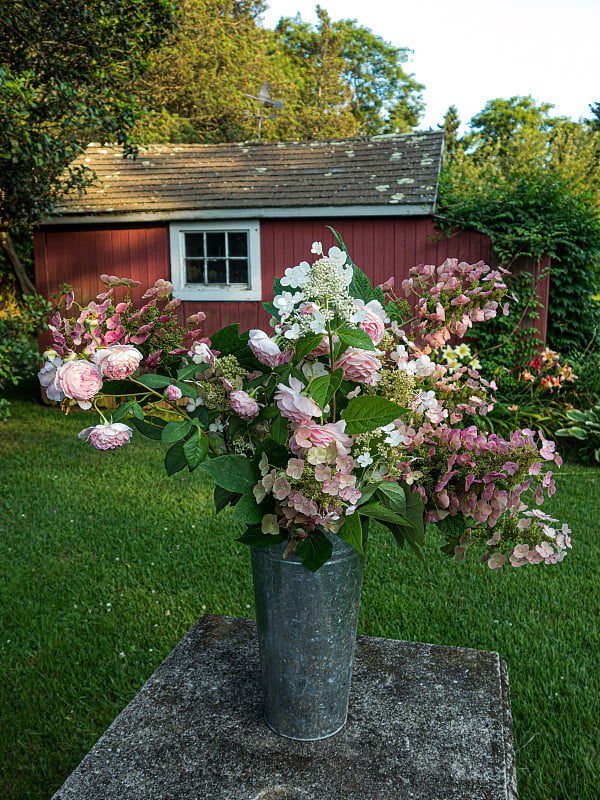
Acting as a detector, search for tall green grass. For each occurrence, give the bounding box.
[1,399,598,799]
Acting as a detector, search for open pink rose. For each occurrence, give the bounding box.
[333,348,381,383]
[57,360,103,409]
[292,420,353,455]
[274,377,321,425]
[93,345,143,380]
[78,422,133,450]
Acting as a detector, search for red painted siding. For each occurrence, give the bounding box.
[34,217,548,344]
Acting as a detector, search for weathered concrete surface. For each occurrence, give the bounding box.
[52,614,518,800]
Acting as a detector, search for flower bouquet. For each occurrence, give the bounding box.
[38,231,572,739]
[39,234,570,573]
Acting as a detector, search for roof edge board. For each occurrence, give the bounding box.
[41,204,434,226]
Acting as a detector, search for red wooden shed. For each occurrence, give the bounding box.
[34,132,549,342]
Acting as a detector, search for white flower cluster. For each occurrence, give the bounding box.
[274,247,361,339]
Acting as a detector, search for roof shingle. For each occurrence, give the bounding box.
[52,131,445,218]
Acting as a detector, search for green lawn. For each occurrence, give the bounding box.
[1,398,599,800]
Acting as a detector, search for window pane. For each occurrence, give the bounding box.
[185,259,205,284]
[228,232,248,258]
[206,259,226,283]
[229,259,248,283]
[184,233,204,258]
[206,232,226,258]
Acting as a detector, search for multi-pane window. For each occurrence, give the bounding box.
[184,230,249,286]
[170,221,261,301]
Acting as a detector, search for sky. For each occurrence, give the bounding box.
[259,0,600,131]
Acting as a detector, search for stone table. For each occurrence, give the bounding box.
[51,614,518,800]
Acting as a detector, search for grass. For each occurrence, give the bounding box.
[1,396,599,800]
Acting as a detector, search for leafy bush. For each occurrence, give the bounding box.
[555,404,600,464]
[0,291,52,420]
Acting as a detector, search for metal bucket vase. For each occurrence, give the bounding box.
[251,531,364,741]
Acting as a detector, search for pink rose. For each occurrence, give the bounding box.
[165,385,183,401]
[230,390,260,420]
[78,422,133,450]
[292,420,353,455]
[333,348,381,383]
[93,345,143,380]
[354,299,388,345]
[249,329,290,368]
[274,377,321,425]
[57,360,103,409]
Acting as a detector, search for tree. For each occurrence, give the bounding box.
[590,101,600,131]
[275,7,424,135]
[0,0,175,293]
[136,1,358,144]
[439,105,460,159]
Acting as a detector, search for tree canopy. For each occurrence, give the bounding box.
[134,1,424,143]
[0,0,175,292]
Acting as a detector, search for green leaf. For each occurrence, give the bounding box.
[135,374,173,390]
[263,301,279,319]
[132,416,167,440]
[232,494,263,524]
[210,323,240,355]
[256,438,289,469]
[214,486,241,513]
[131,402,144,420]
[359,503,412,526]
[237,528,287,548]
[270,414,289,445]
[161,419,192,443]
[201,454,259,493]
[111,399,136,423]
[295,529,333,572]
[173,380,197,399]
[327,226,374,302]
[336,512,364,555]
[164,441,186,476]
[341,396,409,434]
[190,406,209,428]
[177,361,209,381]
[565,409,587,423]
[183,428,209,471]
[376,482,407,513]
[295,332,325,360]
[337,326,375,351]
[102,379,144,396]
[309,369,343,410]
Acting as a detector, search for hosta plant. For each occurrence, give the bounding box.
[555,404,600,463]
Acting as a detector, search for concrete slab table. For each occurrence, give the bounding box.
[51,614,518,800]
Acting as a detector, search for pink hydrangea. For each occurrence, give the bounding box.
[93,345,143,380]
[78,422,133,450]
[56,359,103,409]
[230,390,260,420]
[333,348,381,383]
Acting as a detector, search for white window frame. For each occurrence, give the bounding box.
[169,220,261,301]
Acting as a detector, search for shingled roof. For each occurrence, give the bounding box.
[50,131,445,221]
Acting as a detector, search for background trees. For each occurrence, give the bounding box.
[0,0,176,292]
[437,95,600,362]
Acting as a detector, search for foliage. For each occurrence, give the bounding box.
[275,7,424,135]
[439,105,460,157]
[0,291,51,420]
[555,403,600,464]
[39,237,571,575]
[439,150,600,358]
[0,0,175,231]
[135,0,424,143]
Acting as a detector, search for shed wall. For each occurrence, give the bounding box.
[34,217,548,343]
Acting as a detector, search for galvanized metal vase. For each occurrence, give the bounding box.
[251,530,364,741]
